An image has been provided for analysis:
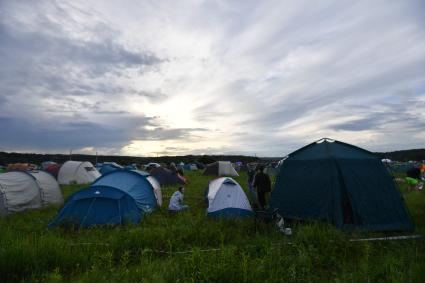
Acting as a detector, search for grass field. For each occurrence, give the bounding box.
[1,171,424,282]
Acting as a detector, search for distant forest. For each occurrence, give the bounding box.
[0,148,424,166]
[375,149,425,162]
[0,152,260,166]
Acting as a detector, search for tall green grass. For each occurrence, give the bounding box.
[0,171,424,282]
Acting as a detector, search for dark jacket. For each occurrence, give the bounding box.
[253,171,271,193]
[247,170,255,183]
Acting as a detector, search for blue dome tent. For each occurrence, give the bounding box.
[48,186,141,227]
[91,170,159,213]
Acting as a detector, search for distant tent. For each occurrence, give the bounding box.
[124,164,138,171]
[183,164,198,171]
[58,161,101,185]
[150,167,186,186]
[206,177,252,217]
[390,163,411,174]
[0,171,42,216]
[42,162,60,178]
[28,171,63,205]
[41,161,56,169]
[203,161,239,177]
[177,162,185,171]
[263,165,278,177]
[48,186,141,227]
[194,162,205,170]
[145,163,161,171]
[269,138,414,231]
[7,163,37,171]
[0,166,6,173]
[91,170,160,212]
[99,162,123,175]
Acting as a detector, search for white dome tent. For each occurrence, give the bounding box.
[0,172,42,216]
[58,161,101,185]
[29,171,63,205]
[207,177,253,217]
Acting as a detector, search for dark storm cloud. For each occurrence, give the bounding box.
[332,111,425,133]
[333,117,381,132]
[0,114,209,151]
[0,1,164,103]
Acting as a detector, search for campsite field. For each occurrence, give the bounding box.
[0,171,424,282]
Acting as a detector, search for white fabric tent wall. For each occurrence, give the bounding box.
[58,161,101,185]
[218,161,239,177]
[207,177,252,213]
[147,176,162,206]
[29,171,63,205]
[0,172,42,216]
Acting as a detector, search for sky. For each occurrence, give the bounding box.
[0,0,424,157]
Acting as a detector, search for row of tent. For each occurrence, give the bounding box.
[53,136,415,232]
[0,160,238,218]
[59,161,188,186]
[49,170,162,227]
[3,138,414,232]
[2,160,239,186]
[49,171,253,227]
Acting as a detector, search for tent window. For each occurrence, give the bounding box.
[85,167,95,172]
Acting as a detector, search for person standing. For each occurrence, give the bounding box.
[168,187,189,213]
[253,166,271,210]
[247,165,257,203]
[406,165,424,191]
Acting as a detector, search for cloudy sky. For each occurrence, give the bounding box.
[1,0,424,157]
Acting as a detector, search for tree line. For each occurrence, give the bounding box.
[0,152,260,166]
[1,148,424,166]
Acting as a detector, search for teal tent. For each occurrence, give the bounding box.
[269,138,413,231]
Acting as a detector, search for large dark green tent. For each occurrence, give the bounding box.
[269,138,413,231]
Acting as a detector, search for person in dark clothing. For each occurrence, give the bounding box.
[406,166,423,191]
[177,168,184,176]
[253,166,271,210]
[247,166,257,203]
[407,167,421,179]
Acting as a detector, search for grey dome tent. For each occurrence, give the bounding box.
[149,167,186,186]
[203,161,239,177]
[269,138,413,231]
[0,171,63,216]
[0,172,42,215]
